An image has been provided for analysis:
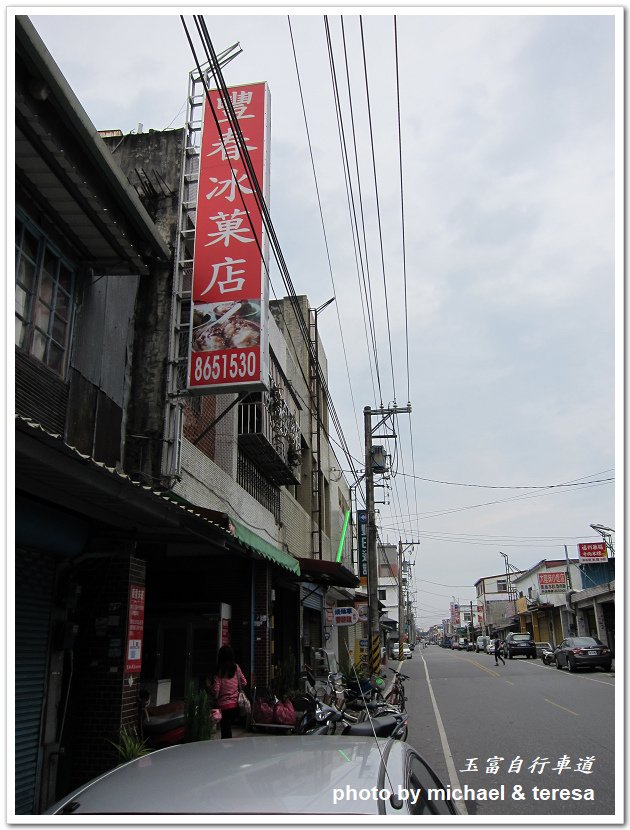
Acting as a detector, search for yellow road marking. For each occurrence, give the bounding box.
[462,657,500,678]
[544,698,579,716]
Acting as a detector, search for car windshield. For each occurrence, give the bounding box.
[571,637,601,647]
[512,635,531,641]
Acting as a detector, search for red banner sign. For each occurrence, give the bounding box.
[538,571,567,593]
[125,584,145,674]
[188,82,270,392]
[578,542,608,563]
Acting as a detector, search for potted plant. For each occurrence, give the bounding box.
[107,724,150,764]
[183,682,217,742]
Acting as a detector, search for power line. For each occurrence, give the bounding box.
[388,472,614,490]
[330,15,382,403]
[183,15,362,487]
[359,15,397,405]
[287,15,363,453]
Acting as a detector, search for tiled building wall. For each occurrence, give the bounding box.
[252,561,272,688]
[63,552,145,792]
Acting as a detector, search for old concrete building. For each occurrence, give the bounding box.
[14,15,358,814]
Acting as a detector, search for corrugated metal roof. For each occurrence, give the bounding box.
[15,414,230,540]
[15,16,170,275]
[15,415,302,576]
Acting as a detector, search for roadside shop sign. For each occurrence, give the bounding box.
[333,607,359,626]
[578,542,608,564]
[356,603,369,623]
[538,571,567,593]
[188,81,270,393]
[125,584,145,674]
[357,509,368,585]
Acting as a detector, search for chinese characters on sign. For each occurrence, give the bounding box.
[333,607,359,626]
[538,571,567,593]
[578,542,608,563]
[188,83,270,392]
[459,755,596,775]
[125,584,145,674]
[450,602,460,625]
[357,510,368,585]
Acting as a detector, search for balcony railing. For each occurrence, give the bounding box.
[238,383,301,485]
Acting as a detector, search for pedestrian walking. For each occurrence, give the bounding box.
[210,645,247,739]
[494,637,505,666]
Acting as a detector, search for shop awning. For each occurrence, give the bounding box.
[380,616,399,629]
[231,519,300,576]
[15,415,231,546]
[296,557,360,589]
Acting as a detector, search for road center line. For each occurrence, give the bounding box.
[544,698,579,716]
[420,654,468,816]
[463,657,500,678]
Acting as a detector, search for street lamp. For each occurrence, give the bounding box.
[590,524,615,556]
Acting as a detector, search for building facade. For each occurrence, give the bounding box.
[14,17,357,814]
[511,559,582,646]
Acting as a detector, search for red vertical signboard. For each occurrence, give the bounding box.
[188,82,270,393]
[125,584,145,674]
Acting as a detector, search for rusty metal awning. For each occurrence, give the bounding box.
[296,557,359,589]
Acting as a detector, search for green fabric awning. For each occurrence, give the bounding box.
[231,519,301,575]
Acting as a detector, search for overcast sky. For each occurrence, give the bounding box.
[26,9,619,626]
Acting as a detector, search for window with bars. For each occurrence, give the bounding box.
[237,451,281,524]
[15,213,75,378]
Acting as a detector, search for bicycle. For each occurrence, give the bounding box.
[385,667,409,708]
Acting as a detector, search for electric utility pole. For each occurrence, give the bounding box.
[364,404,411,675]
[398,541,418,661]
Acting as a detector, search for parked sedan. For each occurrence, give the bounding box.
[555,637,612,672]
[503,632,536,659]
[44,736,457,816]
[403,645,413,660]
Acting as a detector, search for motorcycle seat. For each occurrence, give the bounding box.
[342,714,398,737]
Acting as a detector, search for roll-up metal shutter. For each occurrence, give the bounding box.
[15,549,55,815]
[301,583,323,611]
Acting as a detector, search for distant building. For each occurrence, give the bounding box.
[475,571,524,635]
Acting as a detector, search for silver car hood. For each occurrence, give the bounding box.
[45,736,407,815]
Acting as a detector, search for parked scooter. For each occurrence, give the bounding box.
[541,647,556,666]
[298,697,408,741]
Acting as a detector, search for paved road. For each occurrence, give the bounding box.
[396,645,617,817]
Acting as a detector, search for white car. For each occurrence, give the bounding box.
[402,645,412,660]
[44,736,457,816]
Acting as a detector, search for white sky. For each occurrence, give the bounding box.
[24,8,620,627]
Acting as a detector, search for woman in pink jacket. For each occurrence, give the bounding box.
[211,645,247,739]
